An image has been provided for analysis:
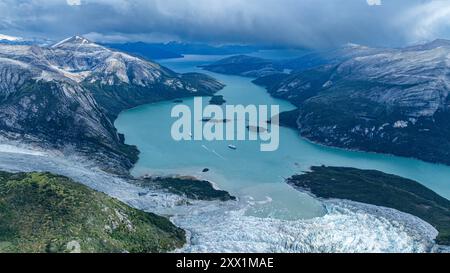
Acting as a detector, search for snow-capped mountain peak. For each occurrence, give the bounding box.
[51,35,94,48]
[405,39,450,52]
[0,36,223,101]
[344,42,368,49]
[0,34,22,41]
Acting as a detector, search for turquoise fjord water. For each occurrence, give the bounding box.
[115,54,450,221]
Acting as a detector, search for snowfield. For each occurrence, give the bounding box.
[0,145,443,253]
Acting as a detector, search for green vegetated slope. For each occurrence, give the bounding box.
[138,177,236,202]
[0,171,185,253]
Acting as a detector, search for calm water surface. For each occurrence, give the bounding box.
[115,54,450,221]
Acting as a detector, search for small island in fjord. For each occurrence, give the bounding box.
[286,166,450,245]
[208,95,227,105]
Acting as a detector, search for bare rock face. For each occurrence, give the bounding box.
[255,40,450,165]
[0,36,224,174]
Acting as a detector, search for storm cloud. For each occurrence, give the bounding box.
[1,0,450,48]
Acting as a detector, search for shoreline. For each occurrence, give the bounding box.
[287,166,450,246]
[0,148,442,252]
[290,180,441,249]
[288,178,446,252]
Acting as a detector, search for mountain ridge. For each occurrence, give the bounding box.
[0,36,224,174]
[254,39,450,165]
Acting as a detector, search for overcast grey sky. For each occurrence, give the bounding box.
[1,0,450,48]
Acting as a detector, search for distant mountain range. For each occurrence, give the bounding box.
[0,36,224,174]
[201,43,390,77]
[0,34,54,46]
[0,34,22,42]
[200,55,281,77]
[104,42,183,60]
[105,41,259,61]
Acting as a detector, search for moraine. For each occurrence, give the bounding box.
[115,54,450,252]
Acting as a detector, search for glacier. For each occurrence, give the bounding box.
[173,200,437,253]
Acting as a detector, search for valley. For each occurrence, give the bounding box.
[1,38,450,253]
